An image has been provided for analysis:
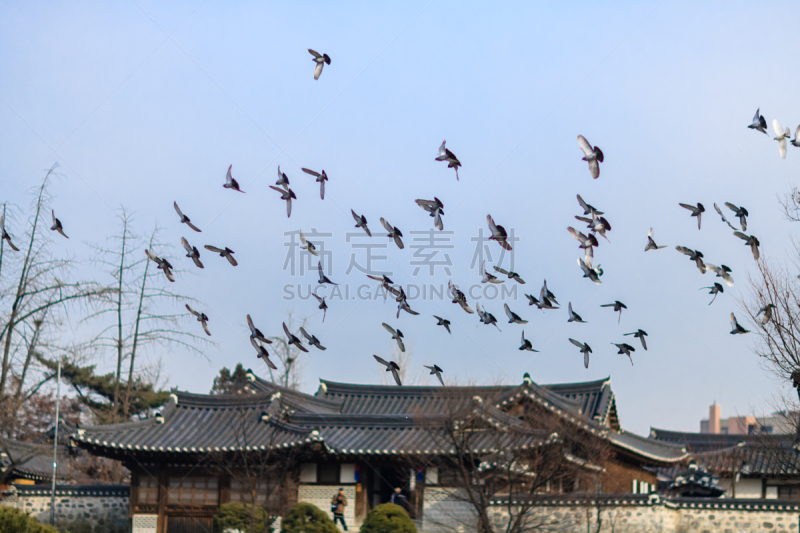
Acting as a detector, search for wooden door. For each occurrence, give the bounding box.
[166,516,212,533]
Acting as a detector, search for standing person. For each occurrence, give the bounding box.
[331,487,348,531]
[390,487,407,508]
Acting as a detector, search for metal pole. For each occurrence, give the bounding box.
[50,359,61,527]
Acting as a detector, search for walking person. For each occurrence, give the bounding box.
[331,487,348,531]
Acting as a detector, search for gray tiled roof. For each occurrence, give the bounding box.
[1,439,77,481]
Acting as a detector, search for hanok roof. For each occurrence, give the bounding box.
[1,439,76,482]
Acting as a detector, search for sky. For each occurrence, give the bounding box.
[2,0,800,437]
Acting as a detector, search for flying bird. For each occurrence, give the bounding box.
[251,337,277,370]
[435,140,461,180]
[644,228,666,252]
[519,330,539,352]
[578,258,602,284]
[203,245,237,266]
[223,165,245,193]
[312,292,328,322]
[575,213,612,243]
[448,280,474,314]
[283,322,309,352]
[725,203,749,231]
[567,302,587,323]
[748,108,767,134]
[396,298,420,319]
[734,232,761,260]
[298,230,318,256]
[568,226,597,265]
[275,166,290,189]
[299,327,326,350]
[382,323,405,352]
[480,261,504,284]
[308,49,331,80]
[186,304,211,336]
[424,364,445,386]
[493,266,525,284]
[181,237,204,269]
[774,119,791,159]
[792,125,800,148]
[623,329,648,350]
[301,168,328,200]
[730,312,750,335]
[756,304,776,325]
[380,218,404,249]
[679,202,705,230]
[676,246,706,274]
[704,263,734,287]
[701,282,724,305]
[50,210,68,239]
[269,185,296,218]
[433,315,451,334]
[416,198,444,230]
[351,210,372,237]
[577,135,604,179]
[541,280,559,305]
[612,343,636,365]
[504,303,528,324]
[577,194,604,216]
[487,215,512,251]
[173,202,202,232]
[476,303,501,331]
[0,216,19,251]
[246,314,271,345]
[713,203,739,231]
[600,301,627,324]
[374,355,402,386]
[317,261,337,285]
[569,338,592,368]
[145,249,175,282]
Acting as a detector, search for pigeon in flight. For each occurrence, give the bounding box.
[380,218,404,249]
[774,119,791,159]
[251,337,277,370]
[181,237,204,269]
[480,261,504,284]
[519,330,539,352]
[644,228,666,252]
[204,245,237,266]
[504,303,528,324]
[223,165,245,193]
[396,298,420,319]
[575,213,612,243]
[186,304,211,336]
[725,203,749,231]
[269,185,296,218]
[541,280,559,305]
[145,249,175,282]
[487,215,512,251]
[382,323,405,352]
[701,282,724,305]
[246,314,271,345]
[173,202,202,232]
[416,198,444,231]
[50,210,68,239]
[612,343,636,365]
[312,292,328,322]
[374,355,402,386]
[476,303,501,331]
[367,274,394,294]
[299,327,326,351]
[734,232,761,260]
[424,364,445,386]
[283,322,309,352]
[0,216,19,251]
[308,49,331,80]
[676,246,706,274]
[435,140,461,180]
[301,168,328,200]
[577,194,604,216]
[623,329,648,350]
[569,338,592,368]
[298,230,318,256]
[493,266,525,284]
[448,280,474,314]
[600,301,627,324]
[792,126,800,148]
[577,135,604,179]
[276,166,290,188]
[578,258,602,284]
[730,313,750,335]
[317,261,337,285]
[756,304,776,325]
[704,263,734,287]
[351,210,372,237]
[679,202,705,230]
[433,315,451,334]
[567,302,587,323]
[748,108,767,134]
[713,203,739,231]
[568,226,597,265]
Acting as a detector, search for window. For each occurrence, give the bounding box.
[778,484,800,500]
[318,463,339,484]
[168,477,219,506]
[230,479,269,504]
[138,475,159,505]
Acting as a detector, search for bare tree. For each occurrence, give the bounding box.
[265,312,307,390]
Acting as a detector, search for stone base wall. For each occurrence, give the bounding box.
[1,484,129,532]
[422,488,800,533]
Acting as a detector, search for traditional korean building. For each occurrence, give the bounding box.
[70,374,688,533]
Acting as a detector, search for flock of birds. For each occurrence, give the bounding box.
[0,55,783,387]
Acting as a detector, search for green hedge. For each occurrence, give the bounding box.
[0,507,58,533]
[280,502,338,533]
[359,503,416,533]
[214,502,273,533]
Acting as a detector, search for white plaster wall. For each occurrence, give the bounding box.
[719,478,762,499]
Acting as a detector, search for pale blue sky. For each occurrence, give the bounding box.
[2,1,799,435]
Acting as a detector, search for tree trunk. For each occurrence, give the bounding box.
[123,240,151,419]
[112,219,128,422]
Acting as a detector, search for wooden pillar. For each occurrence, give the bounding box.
[158,469,168,533]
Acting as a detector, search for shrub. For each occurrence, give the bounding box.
[213,502,273,533]
[280,502,338,533]
[0,506,58,533]
[359,503,416,533]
